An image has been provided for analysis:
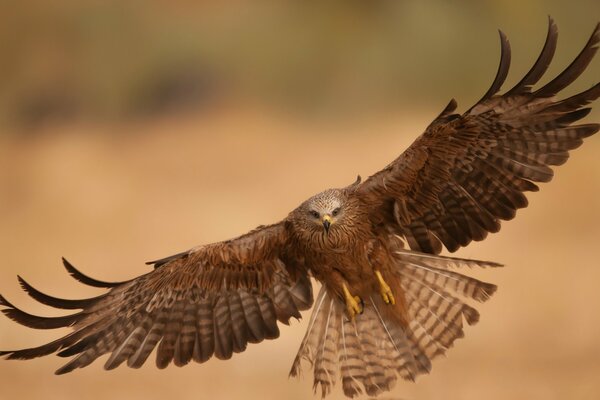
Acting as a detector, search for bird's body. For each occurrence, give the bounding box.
[286,186,409,326]
[291,190,368,292]
[1,18,599,399]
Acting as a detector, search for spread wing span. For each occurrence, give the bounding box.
[0,223,313,374]
[360,18,600,254]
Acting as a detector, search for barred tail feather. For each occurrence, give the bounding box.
[290,251,499,398]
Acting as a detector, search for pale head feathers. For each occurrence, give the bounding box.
[294,189,346,230]
[289,187,364,241]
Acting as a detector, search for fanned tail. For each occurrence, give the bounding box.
[290,250,500,398]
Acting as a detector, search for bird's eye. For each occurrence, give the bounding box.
[332,207,340,216]
[310,210,320,218]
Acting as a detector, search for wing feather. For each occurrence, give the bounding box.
[506,16,558,95]
[359,19,599,254]
[535,22,600,97]
[472,30,512,107]
[0,222,313,373]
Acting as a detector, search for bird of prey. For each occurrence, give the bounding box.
[1,18,599,399]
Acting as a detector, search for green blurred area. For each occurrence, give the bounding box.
[0,0,598,129]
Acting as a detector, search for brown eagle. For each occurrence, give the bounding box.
[1,18,599,398]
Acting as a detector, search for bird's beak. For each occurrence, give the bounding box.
[322,215,332,233]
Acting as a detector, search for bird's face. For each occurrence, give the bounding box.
[303,191,345,234]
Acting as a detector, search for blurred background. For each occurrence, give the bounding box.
[0,1,599,399]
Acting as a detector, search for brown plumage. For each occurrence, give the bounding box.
[1,18,599,398]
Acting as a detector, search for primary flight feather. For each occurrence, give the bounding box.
[1,18,599,398]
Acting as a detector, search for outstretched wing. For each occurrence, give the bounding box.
[0,222,313,374]
[359,18,600,254]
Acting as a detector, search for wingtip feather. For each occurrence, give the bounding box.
[506,16,558,95]
[470,29,512,110]
[62,257,125,288]
[535,21,600,97]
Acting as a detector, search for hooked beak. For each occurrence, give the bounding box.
[322,215,332,233]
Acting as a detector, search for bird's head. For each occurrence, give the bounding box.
[294,189,349,235]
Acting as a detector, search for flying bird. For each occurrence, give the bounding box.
[1,18,599,398]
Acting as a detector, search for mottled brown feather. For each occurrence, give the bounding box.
[359,19,600,254]
[0,223,313,374]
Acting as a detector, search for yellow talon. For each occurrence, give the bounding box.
[375,270,395,305]
[342,283,363,320]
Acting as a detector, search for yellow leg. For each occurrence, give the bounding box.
[342,283,363,320]
[375,270,396,305]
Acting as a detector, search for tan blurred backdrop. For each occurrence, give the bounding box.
[1,1,599,400]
